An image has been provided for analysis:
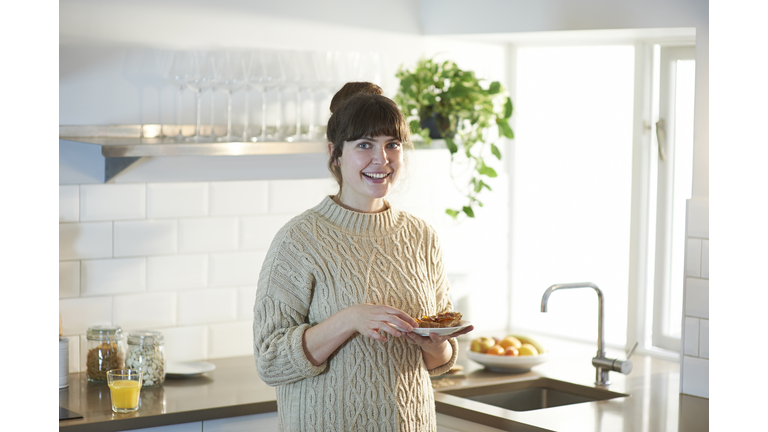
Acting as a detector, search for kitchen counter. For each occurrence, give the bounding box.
[58,336,708,432]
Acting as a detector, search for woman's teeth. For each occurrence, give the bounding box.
[363,173,389,179]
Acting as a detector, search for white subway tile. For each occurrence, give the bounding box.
[686,198,709,239]
[178,218,238,253]
[59,222,112,260]
[80,184,146,221]
[147,254,208,291]
[156,326,208,362]
[59,261,80,298]
[113,292,177,331]
[147,183,208,218]
[209,251,264,287]
[268,179,336,214]
[114,220,177,257]
[209,181,269,216]
[699,319,709,359]
[81,258,146,296]
[681,356,709,398]
[685,278,709,319]
[59,297,112,335]
[177,288,237,325]
[208,321,253,359]
[64,335,80,373]
[701,240,709,279]
[683,317,699,357]
[237,286,258,321]
[240,215,293,250]
[59,185,79,222]
[685,238,702,277]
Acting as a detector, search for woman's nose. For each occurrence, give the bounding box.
[372,147,388,164]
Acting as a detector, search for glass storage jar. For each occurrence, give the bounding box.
[85,325,125,382]
[127,330,165,387]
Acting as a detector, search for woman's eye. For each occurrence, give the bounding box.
[387,142,401,148]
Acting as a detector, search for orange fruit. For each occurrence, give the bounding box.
[504,347,519,356]
[498,336,522,349]
[486,344,505,355]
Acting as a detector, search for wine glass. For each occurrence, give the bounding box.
[184,51,215,142]
[247,50,284,142]
[280,51,303,142]
[163,50,194,141]
[244,51,266,141]
[213,50,246,142]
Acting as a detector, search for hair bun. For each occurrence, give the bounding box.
[330,82,384,113]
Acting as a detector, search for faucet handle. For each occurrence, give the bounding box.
[626,341,639,360]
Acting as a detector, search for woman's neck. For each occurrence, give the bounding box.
[332,194,388,213]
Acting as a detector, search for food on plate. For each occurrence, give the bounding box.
[518,343,539,356]
[470,334,545,356]
[414,311,463,328]
[470,336,495,353]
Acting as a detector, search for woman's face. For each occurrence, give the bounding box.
[335,135,403,213]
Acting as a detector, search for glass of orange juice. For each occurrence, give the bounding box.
[107,369,143,413]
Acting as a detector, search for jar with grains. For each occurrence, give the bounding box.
[127,330,165,387]
[85,325,125,383]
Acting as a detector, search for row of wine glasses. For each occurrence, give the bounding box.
[159,49,382,142]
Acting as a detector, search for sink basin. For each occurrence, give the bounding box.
[438,377,628,411]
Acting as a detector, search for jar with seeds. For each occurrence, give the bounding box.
[85,325,125,383]
[126,330,165,387]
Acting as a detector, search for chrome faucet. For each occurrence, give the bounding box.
[540,282,636,386]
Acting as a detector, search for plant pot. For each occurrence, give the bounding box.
[420,114,454,139]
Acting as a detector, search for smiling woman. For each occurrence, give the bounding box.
[252,82,473,432]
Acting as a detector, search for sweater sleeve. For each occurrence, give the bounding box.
[252,225,327,386]
[425,224,460,377]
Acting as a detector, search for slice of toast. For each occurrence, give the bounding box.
[415,311,463,328]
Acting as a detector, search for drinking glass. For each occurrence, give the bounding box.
[184,51,215,142]
[247,50,284,142]
[163,50,194,141]
[107,369,143,413]
[243,51,266,141]
[283,51,321,141]
[213,50,246,142]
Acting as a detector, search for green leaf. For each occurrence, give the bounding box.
[488,81,501,94]
[503,97,513,118]
[497,119,514,139]
[478,165,498,178]
[444,137,458,154]
[409,120,421,134]
[462,206,475,218]
[449,84,472,98]
[479,180,492,192]
[445,209,460,219]
[490,143,501,160]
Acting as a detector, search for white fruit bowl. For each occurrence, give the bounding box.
[466,349,549,373]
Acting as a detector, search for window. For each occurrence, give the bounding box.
[507,41,695,358]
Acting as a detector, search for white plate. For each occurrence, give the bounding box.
[166,361,216,378]
[466,349,549,373]
[392,320,472,336]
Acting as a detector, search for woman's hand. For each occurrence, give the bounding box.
[404,325,474,370]
[344,304,419,342]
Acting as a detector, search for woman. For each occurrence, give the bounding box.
[253,82,473,432]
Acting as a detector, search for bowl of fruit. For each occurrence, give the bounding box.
[467,334,548,373]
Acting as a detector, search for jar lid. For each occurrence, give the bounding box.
[86,325,123,340]
[128,330,164,346]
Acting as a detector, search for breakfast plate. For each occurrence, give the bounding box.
[466,349,549,373]
[391,320,472,337]
[166,361,216,378]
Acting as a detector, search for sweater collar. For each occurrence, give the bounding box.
[312,195,402,236]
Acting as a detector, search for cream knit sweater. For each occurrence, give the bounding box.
[253,196,458,432]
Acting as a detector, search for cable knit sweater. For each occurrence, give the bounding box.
[253,196,458,432]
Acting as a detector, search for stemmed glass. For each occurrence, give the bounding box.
[244,51,265,141]
[246,50,284,142]
[281,51,303,142]
[163,50,194,141]
[213,50,246,142]
[184,51,215,142]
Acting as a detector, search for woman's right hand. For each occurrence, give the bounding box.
[343,304,419,343]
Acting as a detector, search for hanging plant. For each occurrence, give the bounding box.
[395,57,514,219]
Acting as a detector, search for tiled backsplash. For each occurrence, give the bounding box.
[680,198,709,398]
[59,179,338,372]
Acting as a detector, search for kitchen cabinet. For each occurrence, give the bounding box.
[436,413,508,432]
[123,413,279,432]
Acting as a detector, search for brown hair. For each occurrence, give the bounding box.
[326,82,412,191]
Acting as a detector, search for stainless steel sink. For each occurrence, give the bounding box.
[438,377,628,411]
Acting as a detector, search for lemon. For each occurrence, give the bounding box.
[518,343,539,356]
